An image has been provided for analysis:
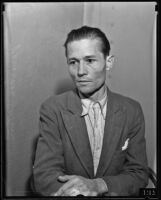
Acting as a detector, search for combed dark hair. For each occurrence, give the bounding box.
[64,26,110,57]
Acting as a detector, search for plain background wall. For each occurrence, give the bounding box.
[4,2,156,196]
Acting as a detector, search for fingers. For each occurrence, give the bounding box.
[61,187,81,196]
[54,176,98,196]
[51,189,96,197]
[55,176,78,196]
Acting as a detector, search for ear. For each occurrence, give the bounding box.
[105,55,114,71]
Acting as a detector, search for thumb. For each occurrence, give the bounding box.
[57,175,71,182]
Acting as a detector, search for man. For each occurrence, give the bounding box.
[33,26,149,196]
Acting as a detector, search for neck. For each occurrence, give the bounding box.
[79,84,106,102]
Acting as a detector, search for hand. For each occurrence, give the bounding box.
[51,175,107,196]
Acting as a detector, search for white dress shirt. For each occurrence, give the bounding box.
[81,90,107,175]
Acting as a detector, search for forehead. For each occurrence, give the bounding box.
[66,38,103,57]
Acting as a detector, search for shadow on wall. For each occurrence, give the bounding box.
[25,78,75,196]
[54,78,75,95]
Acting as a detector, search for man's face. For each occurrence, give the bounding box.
[66,38,107,96]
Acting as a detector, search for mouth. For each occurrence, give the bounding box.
[76,80,91,85]
[76,80,91,83]
[76,80,91,87]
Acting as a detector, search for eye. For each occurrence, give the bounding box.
[86,59,95,64]
[68,60,77,65]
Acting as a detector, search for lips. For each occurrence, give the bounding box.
[76,80,91,82]
[76,81,91,87]
[76,81,91,85]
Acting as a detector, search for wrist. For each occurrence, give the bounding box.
[94,178,108,195]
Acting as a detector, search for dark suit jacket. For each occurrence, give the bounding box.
[33,88,148,196]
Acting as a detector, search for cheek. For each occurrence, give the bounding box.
[68,67,76,77]
[92,70,106,82]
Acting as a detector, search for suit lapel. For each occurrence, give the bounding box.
[61,90,94,178]
[96,90,126,177]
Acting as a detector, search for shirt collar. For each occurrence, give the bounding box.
[80,89,107,119]
[81,99,93,116]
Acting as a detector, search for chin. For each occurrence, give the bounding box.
[78,87,96,96]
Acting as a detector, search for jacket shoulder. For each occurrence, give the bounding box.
[40,90,73,111]
[111,91,142,111]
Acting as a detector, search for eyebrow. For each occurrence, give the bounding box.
[68,55,97,61]
[67,58,79,62]
[84,55,97,59]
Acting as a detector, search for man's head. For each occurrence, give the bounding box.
[64,26,110,58]
[64,26,113,99]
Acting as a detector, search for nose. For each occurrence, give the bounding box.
[77,61,87,76]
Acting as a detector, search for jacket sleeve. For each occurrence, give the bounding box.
[102,102,149,196]
[33,100,65,196]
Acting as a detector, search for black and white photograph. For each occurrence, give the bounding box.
[2,2,157,198]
